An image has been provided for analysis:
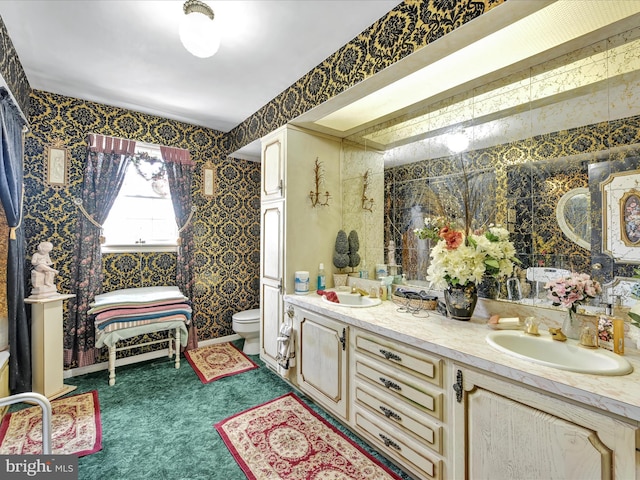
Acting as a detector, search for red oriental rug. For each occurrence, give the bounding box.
[185,342,258,384]
[0,390,102,456]
[215,393,402,479]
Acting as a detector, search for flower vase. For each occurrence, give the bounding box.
[444,283,478,321]
[477,275,499,299]
[333,273,348,288]
[563,310,590,340]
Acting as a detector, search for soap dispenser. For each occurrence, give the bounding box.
[379,280,387,301]
[317,263,326,291]
[598,302,624,354]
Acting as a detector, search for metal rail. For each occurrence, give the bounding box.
[0,392,52,454]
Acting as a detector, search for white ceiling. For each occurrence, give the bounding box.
[0,0,401,160]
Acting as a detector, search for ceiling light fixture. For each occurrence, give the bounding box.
[445,131,469,153]
[179,0,220,58]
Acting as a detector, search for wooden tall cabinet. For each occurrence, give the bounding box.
[452,366,638,480]
[260,201,284,369]
[259,125,342,371]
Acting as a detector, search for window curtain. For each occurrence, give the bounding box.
[65,134,135,368]
[160,146,198,350]
[0,89,29,393]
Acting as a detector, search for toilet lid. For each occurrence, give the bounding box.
[233,308,260,322]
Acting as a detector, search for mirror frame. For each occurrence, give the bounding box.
[556,187,591,251]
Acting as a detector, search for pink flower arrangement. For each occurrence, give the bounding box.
[544,272,602,313]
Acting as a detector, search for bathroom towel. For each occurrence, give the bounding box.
[317,290,339,303]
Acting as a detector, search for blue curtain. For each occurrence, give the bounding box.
[0,89,29,393]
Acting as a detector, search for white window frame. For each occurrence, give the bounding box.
[101,143,179,254]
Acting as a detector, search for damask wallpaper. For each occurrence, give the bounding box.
[0,16,30,118]
[23,90,261,365]
[226,0,505,153]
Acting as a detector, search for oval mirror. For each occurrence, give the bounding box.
[556,187,591,250]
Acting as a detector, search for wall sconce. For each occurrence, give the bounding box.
[361,169,375,212]
[309,157,330,207]
[180,0,220,58]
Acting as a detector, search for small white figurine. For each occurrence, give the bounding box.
[387,240,396,266]
[30,241,59,298]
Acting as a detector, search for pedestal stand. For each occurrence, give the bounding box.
[25,294,76,400]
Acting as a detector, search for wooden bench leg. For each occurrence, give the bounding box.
[174,327,181,369]
[109,345,116,386]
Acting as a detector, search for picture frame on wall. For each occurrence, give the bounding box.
[600,166,640,263]
[621,189,640,246]
[46,141,68,187]
[203,165,215,197]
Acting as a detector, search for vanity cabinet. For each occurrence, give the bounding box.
[293,306,348,420]
[451,365,638,480]
[351,328,447,480]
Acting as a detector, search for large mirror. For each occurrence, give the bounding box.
[343,5,640,306]
[294,1,640,308]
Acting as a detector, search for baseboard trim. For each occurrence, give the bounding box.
[63,333,242,379]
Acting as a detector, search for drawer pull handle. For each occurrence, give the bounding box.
[379,349,402,362]
[379,406,401,421]
[379,377,401,391]
[379,433,401,451]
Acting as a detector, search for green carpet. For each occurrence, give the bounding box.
[48,341,413,479]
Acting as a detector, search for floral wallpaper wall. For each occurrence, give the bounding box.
[23,90,260,365]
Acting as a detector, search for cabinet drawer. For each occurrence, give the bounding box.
[355,379,442,454]
[355,332,441,386]
[356,356,443,420]
[354,406,442,480]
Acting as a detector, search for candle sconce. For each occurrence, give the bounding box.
[361,169,375,212]
[309,157,331,207]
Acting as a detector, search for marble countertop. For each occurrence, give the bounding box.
[284,293,640,424]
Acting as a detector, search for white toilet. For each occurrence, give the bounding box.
[232,308,260,355]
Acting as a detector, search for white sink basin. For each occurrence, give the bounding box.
[321,291,381,308]
[486,330,633,376]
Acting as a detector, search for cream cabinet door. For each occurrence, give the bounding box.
[295,307,348,420]
[261,129,284,201]
[452,366,637,480]
[260,202,284,370]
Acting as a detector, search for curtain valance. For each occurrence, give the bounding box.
[88,134,136,155]
[160,146,193,165]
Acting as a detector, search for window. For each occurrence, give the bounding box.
[102,143,178,252]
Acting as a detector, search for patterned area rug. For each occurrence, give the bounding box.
[0,390,102,456]
[185,342,258,384]
[215,393,402,479]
